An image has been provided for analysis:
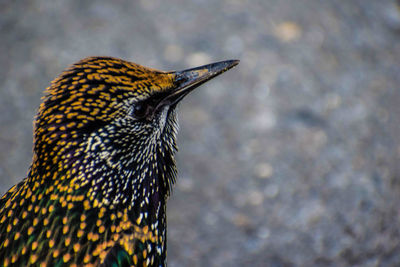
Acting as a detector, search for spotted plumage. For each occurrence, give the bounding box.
[0,56,238,266]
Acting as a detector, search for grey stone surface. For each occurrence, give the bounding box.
[1,0,400,266]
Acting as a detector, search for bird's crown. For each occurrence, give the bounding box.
[36,57,175,138]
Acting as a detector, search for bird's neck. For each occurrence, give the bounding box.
[29,122,178,217]
[31,146,175,209]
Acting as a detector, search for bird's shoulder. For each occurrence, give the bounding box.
[0,179,26,209]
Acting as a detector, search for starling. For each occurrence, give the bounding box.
[0,57,238,266]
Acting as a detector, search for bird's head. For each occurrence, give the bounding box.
[31,56,238,206]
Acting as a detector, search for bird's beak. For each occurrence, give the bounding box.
[158,60,239,108]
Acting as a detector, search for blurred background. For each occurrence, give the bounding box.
[1,0,400,266]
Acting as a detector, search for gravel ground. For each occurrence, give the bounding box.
[1,0,400,266]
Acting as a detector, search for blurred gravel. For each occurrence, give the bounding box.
[1,0,400,266]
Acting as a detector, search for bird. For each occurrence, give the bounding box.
[0,56,239,267]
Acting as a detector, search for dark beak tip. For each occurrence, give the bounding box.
[221,59,240,72]
[212,59,240,72]
[228,59,240,66]
[200,59,239,79]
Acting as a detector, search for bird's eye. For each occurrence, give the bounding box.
[131,103,149,119]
